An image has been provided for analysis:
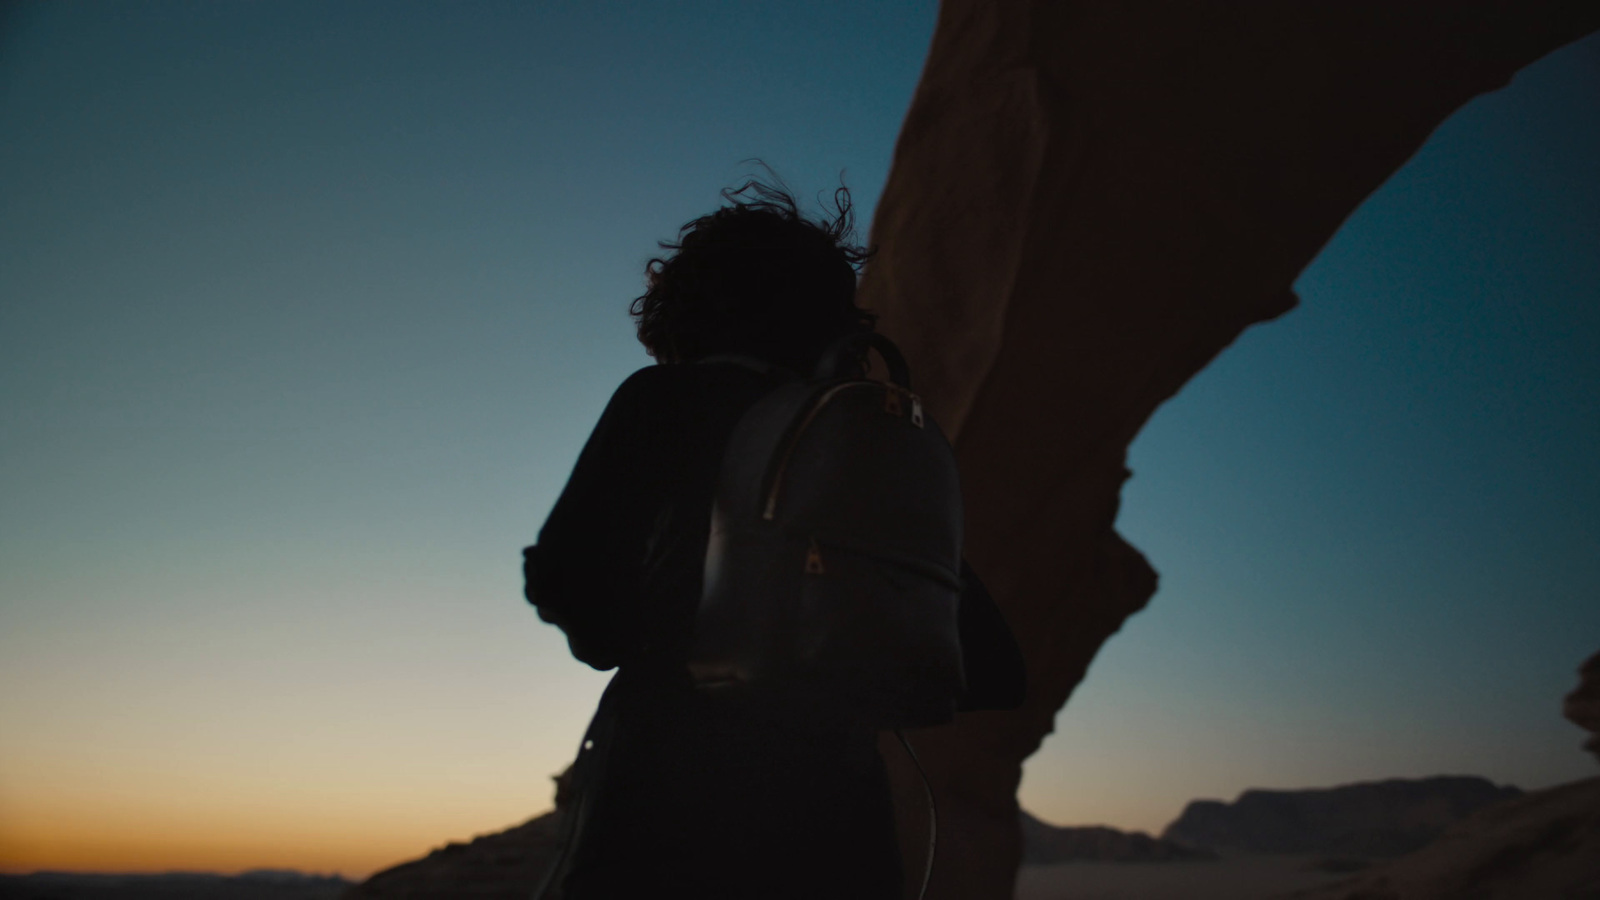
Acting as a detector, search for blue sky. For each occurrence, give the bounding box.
[0,1,1595,875]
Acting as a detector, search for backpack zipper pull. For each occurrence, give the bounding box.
[884,387,904,417]
[804,538,826,575]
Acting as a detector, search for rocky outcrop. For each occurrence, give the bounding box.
[1020,812,1214,864]
[349,807,1203,895]
[1565,651,1600,765]
[1285,660,1600,898]
[1291,777,1600,900]
[344,815,562,900]
[856,3,1600,897]
[1160,776,1520,858]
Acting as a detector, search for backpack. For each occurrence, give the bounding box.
[687,333,966,728]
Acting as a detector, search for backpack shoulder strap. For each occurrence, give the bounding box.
[695,354,801,382]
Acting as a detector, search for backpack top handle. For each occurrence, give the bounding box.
[815,332,912,389]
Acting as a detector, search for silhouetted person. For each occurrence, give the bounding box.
[525,178,1024,899]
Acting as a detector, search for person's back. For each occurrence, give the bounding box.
[524,177,1023,899]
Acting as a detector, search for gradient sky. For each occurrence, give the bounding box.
[1,1,1596,880]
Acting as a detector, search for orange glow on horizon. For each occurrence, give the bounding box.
[0,805,553,880]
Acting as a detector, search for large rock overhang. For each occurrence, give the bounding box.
[857,3,1600,898]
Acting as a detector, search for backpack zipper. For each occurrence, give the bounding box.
[804,535,962,590]
[761,381,873,520]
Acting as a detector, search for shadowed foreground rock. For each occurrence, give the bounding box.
[1020,812,1214,864]
[0,871,349,900]
[857,4,1600,897]
[1291,777,1600,900]
[1290,657,1600,898]
[349,806,1198,896]
[345,815,562,900]
[1161,776,1521,858]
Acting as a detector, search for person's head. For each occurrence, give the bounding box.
[630,175,875,372]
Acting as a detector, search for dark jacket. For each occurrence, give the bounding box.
[526,361,1024,899]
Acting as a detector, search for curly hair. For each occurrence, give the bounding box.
[630,175,876,370]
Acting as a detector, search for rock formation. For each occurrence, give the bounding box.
[1020,812,1214,864]
[1565,651,1600,765]
[1160,776,1520,858]
[347,766,574,899]
[345,814,563,900]
[855,3,1600,896]
[348,807,1202,896]
[1291,776,1600,900]
[1288,656,1600,898]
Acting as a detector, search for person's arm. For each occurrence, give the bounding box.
[955,560,1027,711]
[524,371,669,670]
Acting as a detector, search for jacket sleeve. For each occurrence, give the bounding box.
[524,372,668,670]
[956,560,1028,711]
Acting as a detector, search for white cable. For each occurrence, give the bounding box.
[894,729,937,900]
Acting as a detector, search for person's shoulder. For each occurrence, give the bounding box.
[610,362,701,404]
[599,363,731,421]
[613,360,778,401]
[613,362,676,394]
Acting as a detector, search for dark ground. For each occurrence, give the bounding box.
[0,872,350,900]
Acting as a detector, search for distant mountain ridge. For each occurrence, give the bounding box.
[1292,776,1600,900]
[1020,812,1216,863]
[1162,775,1522,857]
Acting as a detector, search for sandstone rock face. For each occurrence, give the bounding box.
[1020,812,1214,864]
[856,3,1600,897]
[1291,777,1600,900]
[1565,651,1600,765]
[1160,776,1520,858]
